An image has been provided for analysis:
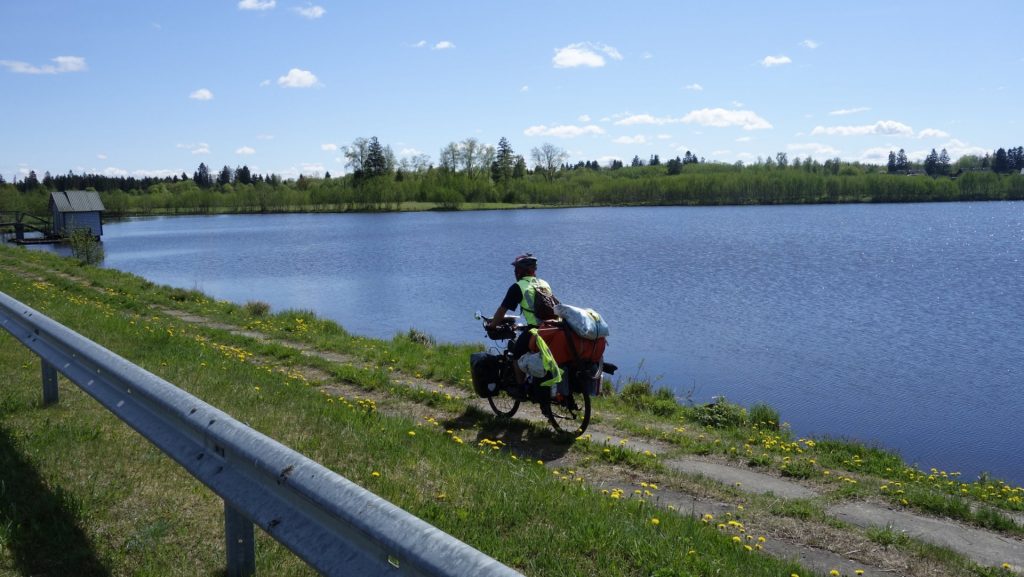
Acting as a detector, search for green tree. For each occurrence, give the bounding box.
[193,163,212,188]
[492,137,516,190]
[896,149,909,172]
[992,148,1009,173]
[217,165,233,186]
[887,151,897,174]
[924,149,939,176]
[937,149,951,176]
[235,165,252,185]
[364,137,392,178]
[512,155,527,179]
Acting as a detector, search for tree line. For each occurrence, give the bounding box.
[3,137,1023,216]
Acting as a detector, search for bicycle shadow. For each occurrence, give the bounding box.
[0,424,110,577]
[441,405,575,462]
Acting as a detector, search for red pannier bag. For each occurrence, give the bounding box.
[533,322,606,366]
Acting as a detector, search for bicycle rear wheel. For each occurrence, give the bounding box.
[544,390,591,436]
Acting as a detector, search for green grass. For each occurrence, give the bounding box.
[4,243,1024,576]
[0,245,810,576]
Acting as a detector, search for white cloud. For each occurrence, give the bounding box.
[321,143,338,151]
[523,124,606,138]
[613,135,647,144]
[614,114,665,126]
[918,128,950,139]
[301,163,325,175]
[684,83,703,92]
[552,42,622,68]
[801,39,820,49]
[97,153,107,160]
[102,167,129,177]
[236,146,256,155]
[681,108,772,130]
[811,120,913,136]
[259,79,271,87]
[578,114,591,122]
[613,109,772,130]
[412,40,427,48]
[294,5,325,19]
[787,142,840,157]
[933,139,986,158]
[642,52,654,60]
[238,0,275,10]
[433,41,455,50]
[656,134,672,140]
[277,68,319,88]
[859,147,894,163]
[761,55,792,67]
[178,143,211,155]
[829,106,869,116]
[735,136,753,142]
[189,88,214,101]
[0,55,87,74]
[257,134,274,140]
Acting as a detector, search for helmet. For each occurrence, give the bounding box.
[511,253,537,268]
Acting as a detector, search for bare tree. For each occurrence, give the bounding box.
[530,143,568,181]
[439,142,460,172]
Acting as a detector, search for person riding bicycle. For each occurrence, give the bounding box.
[488,253,560,389]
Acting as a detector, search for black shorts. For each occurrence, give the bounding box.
[512,330,532,359]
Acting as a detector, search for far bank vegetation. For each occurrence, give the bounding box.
[3,138,1023,216]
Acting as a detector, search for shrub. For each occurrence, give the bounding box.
[693,397,747,429]
[749,403,780,430]
[244,300,271,317]
[617,380,681,417]
[68,228,104,265]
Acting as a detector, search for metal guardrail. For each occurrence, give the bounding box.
[0,290,525,577]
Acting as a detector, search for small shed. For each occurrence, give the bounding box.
[49,190,105,238]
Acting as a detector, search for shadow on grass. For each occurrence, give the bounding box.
[443,405,574,462]
[0,425,110,577]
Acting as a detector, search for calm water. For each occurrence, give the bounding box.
[91,203,1023,484]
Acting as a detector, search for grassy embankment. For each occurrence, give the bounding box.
[0,244,1021,576]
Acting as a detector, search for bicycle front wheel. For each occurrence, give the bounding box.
[488,390,520,418]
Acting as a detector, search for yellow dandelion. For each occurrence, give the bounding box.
[830,570,840,577]
[371,471,380,477]
[855,571,865,576]
[407,431,416,437]
[650,518,660,526]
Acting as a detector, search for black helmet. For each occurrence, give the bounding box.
[511,253,537,268]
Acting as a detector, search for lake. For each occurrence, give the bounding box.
[86,203,1023,484]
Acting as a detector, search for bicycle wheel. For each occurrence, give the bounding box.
[488,390,520,418]
[544,390,591,436]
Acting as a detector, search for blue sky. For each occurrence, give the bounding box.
[2,1,1021,181]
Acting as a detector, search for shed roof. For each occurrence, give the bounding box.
[50,190,105,213]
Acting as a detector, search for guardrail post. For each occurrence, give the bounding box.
[41,359,58,406]
[225,502,255,577]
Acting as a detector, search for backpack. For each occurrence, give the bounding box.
[533,285,560,321]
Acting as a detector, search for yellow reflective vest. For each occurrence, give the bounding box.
[529,328,562,388]
[516,276,552,327]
